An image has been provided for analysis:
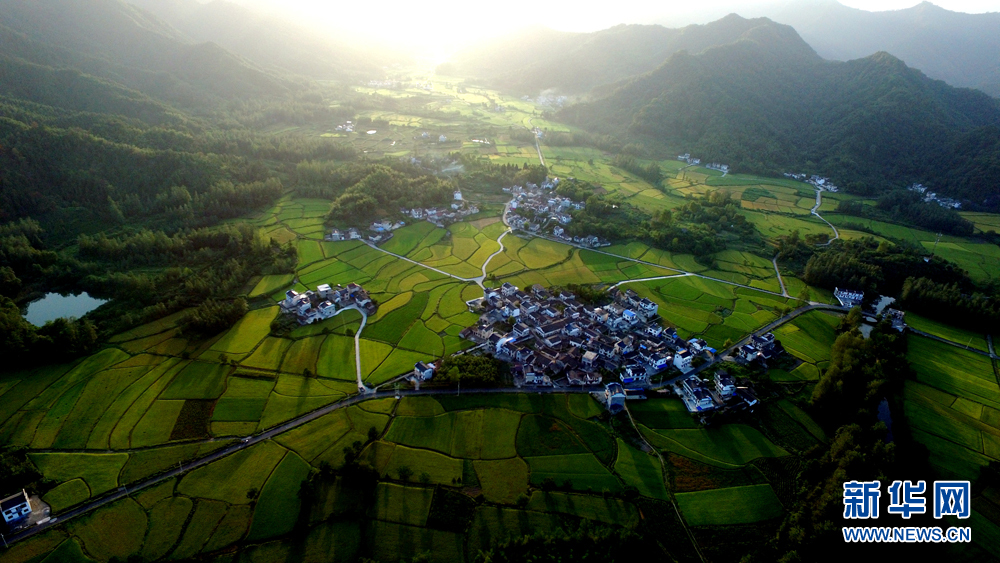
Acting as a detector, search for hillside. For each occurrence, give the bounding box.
[0,0,292,105]
[745,0,1000,97]
[559,17,1000,206]
[125,0,386,79]
[440,15,782,95]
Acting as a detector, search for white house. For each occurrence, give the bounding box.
[605,382,627,414]
[1,490,31,532]
[414,362,435,381]
[439,135,448,143]
[674,349,693,372]
[454,190,463,201]
[714,372,736,398]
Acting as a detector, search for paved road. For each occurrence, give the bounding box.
[611,274,692,288]
[474,229,512,288]
[531,232,789,299]
[773,255,789,297]
[364,241,479,283]
[908,327,997,359]
[811,187,840,244]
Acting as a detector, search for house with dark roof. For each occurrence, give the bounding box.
[1,490,31,532]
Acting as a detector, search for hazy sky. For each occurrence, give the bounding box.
[231,0,1000,55]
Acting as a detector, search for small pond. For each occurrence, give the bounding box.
[23,292,107,326]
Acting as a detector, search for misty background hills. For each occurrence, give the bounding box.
[444,1,1000,98]
[557,17,1000,204]
[743,0,1000,98]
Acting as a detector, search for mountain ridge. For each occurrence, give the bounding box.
[559,19,1000,205]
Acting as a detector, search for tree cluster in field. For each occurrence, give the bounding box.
[181,298,249,337]
[898,276,1000,332]
[473,521,664,562]
[326,164,455,224]
[802,237,969,295]
[610,154,663,185]
[566,188,761,258]
[836,190,974,236]
[435,354,509,387]
[0,297,99,364]
[450,152,549,193]
[763,317,946,560]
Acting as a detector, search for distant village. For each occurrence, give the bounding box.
[326,190,479,244]
[908,183,962,209]
[280,282,377,325]
[783,172,840,192]
[504,181,612,248]
[678,153,730,174]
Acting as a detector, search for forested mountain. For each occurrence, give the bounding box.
[439,15,781,95]
[125,0,386,79]
[559,17,1000,206]
[0,0,293,105]
[742,1,1000,97]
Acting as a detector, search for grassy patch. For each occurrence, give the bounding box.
[67,498,146,561]
[247,452,312,541]
[161,361,229,400]
[643,424,788,467]
[525,453,622,492]
[30,452,127,496]
[178,440,286,504]
[374,483,435,527]
[614,440,669,500]
[141,496,193,561]
[474,458,529,504]
[677,484,784,525]
[42,478,90,513]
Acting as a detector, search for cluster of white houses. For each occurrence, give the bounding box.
[908,183,962,209]
[280,282,376,325]
[460,282,714,388]
[605,370,758,415]
[783,173,840,192]
[326,192,479,244]
[677,153,701,165]
[504,183,610,247]
[834,287,864,308]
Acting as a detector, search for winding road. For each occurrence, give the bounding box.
[811,187,840,244]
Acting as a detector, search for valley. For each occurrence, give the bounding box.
[1,2,1000,562]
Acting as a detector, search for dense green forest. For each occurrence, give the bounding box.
[559,17,1000,208]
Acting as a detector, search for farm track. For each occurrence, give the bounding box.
[810,188,840,245]
[908,327,997,359]
[773,255,789,297]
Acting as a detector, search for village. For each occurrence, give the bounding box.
[325,189,480,244]
[448,281,768,414]
[782,172,840,192]
[279,282,377,325]
[504,181,612,247]
[677,153,730,174]
[908,182,962,209]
